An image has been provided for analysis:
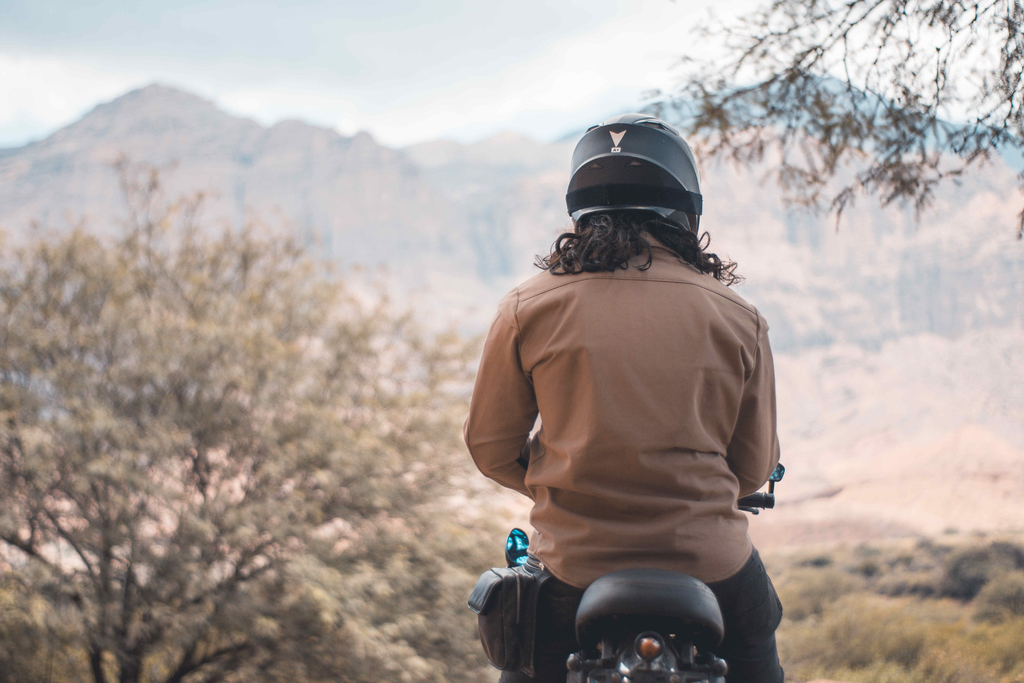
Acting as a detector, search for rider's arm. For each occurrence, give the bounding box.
[726,314,781,497]
[464,289,538,499]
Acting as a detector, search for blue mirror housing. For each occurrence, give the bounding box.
[769,463,785,482]
[505,528,530,567]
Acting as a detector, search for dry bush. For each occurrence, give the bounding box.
[779,595,940,671]
[962,616,1024,674]
[772,537,1024,683]
[775,565,864,621]
[909,646,1001,683]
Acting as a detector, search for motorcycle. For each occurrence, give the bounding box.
[502,463,785,683]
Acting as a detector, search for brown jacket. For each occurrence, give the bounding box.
[464,243,780,588]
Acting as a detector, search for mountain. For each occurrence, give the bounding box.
[3,84,1021,347]
[2,84,1023,545]
[0,84,457,273]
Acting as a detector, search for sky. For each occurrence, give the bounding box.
[0,0,755,149]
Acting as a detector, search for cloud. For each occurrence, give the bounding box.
[0,0,760,149]
[0,54,142,146]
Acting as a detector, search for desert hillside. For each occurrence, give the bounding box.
[2,84,1022,545]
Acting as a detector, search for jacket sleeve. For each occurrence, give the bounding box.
[726,314,781,497]
[463,290,538,499]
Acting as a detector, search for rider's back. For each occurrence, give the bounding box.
[465,240,780,589]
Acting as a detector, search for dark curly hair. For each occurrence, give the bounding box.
[535,210,742,286]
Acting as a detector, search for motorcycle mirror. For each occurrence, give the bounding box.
[505,528,530,567]
[768,463,785,495]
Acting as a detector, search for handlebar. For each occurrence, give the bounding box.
[737,492,775,510]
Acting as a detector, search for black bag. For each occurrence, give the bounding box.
[468,558,552,676]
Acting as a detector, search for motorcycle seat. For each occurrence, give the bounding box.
[575,568,725,649]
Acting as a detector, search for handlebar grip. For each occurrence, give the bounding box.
[737,492,775,509]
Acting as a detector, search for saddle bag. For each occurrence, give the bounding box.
[468,559,552,676]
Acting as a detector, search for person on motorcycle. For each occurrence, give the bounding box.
[464,114,784,683]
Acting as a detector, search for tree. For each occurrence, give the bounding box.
[0,163,494,683]
[658,0,1024,236]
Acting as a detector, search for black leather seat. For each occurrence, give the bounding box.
[575,568,725,650]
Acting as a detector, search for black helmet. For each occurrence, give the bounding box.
[566,113,702,232]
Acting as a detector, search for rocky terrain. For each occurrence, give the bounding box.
[2,84,1022,546]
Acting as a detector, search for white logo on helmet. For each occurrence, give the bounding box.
[609,130,626,153]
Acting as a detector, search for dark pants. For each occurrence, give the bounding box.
[498,549,784,683]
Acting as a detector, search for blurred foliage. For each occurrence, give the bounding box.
[0,162,498,683]
[656,0,1024,236]
[771,535,1024,682]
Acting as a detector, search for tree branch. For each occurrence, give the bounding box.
[90,646,108,683]
[1,532,69,579]
[41,507,102,588]
[163,641,253,683]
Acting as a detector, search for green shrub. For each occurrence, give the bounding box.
[799,554,834,568]
[874,573,941,597]
[856,558,881,577]
[974,571,1024,623]
[891,553,916,568]
[940,542,1024,599]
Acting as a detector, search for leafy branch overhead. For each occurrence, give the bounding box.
[658,0,1024,236]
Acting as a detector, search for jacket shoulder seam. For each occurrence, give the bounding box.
[513,287,523,333]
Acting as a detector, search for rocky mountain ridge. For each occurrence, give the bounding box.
[0,84,456,271]
[3,84,1022,350]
